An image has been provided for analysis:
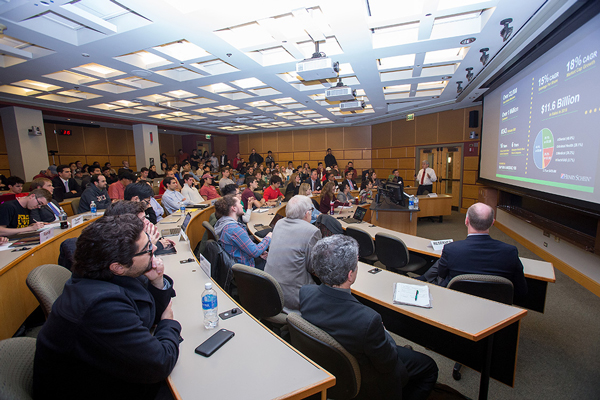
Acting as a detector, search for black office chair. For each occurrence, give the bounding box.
[202,220,218,241]
[287,313,361,400]
[232,264,287,327]
[448,274,514,380]
[346,226,378,265]
[374,233,427,275]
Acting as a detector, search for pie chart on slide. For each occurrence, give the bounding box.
[533,128,554,169]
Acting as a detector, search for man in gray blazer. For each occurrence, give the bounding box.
[265,195,322,312]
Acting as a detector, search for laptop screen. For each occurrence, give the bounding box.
[180,212,192,232]
[269,213,284,228]
[353,207,367,221]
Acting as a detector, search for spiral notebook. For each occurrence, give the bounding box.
[393,283,432,308]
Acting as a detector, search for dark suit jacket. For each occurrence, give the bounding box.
[437,234,528,297]
[344,178,358,191]
[52,176,81,202]
[300,284,408,398]
[304,178,322,192]
[33,274,181,400]
[220,154,228,166]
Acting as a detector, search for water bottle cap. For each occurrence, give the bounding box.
[205,282,212,290]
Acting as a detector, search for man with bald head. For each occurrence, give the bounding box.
[417,202,527,297]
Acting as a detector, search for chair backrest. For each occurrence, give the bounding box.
[374,233,410,270]
[26,264,72,318]
[345,227,375,258]
[448,274,514,305]
[287,313,361,399]
[202,220,218,241]
[200,240,235,296]
[232,264,283,319]
[315,214,343,237]
[70,197,80,215]
[0,337,36,400]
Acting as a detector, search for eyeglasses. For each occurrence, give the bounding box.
[36,198,45,208]
[133,232,153,258]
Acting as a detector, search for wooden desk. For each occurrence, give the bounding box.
[416,194,452,221]
[352,262,527,400]
[334,206,555,313]
[370,201,419,235]
[159,212,335,399]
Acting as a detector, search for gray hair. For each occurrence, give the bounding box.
[467,202,494,231]
[422,160,429,167]
[286,195,312,219]
[310,235,358,286]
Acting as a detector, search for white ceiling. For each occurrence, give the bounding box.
[0,0,577,135]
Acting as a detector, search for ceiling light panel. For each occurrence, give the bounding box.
[372,22,419,49]
[282,103,305,110]
[114,108,147,114]
[164,90,196,99]
[12,80,61,92]
[36,94,82,103]
[133,105,165,112]
[89,103,122,110]
[215,21,277,50]
[155,67,204,82]
[380,69,414,82]
[165,117,190,122]
[153,40,211,61]
[0,54,28,68]
[137,94,173,103]
[424,47,469,64]
[246,46,295,67]
[297,36,343,58]
[112,100,142,107]
[417,81,448,90]
[216,105,238,111]
[163,100,195,108]
[230,77,265,89]
[272,97,296,104]
[367,0,426,19]
[190,59,239,75]
[383,84,411,93]
[430,10,492,40]
[58,90,102,100]
[115,76,161,89]
[194,107,218,113]
[421,64,458,77]
[378,54,416,70]
[186,97,218,105]
[87,82,136,94]
[72,63,125,78]
[199,83,236,93]
[0,35,55,60]
[247,87,281,96]
[219,91,256,100]
[0,85,41,96]
[43,70,98,85]
[114,50,171,69]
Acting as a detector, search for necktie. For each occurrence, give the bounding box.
[64,180,69,192]
[48,202,61,217]
[420,169,425,185]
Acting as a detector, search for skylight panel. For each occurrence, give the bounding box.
[58,90,102,100]
[367,0,426,18]
[380,69,413,82]
[114,108,147,114]
[12,80,62,91]
[272,97,296,104]
[383,84,411,93]
[215,22,276,50]
[114,50,171,69]
[210,112,233,117]
[276,72,300,83]
[378,54,416,70]
[424,47,468,64]
[229,109,253,115]
[246,100,272,107]
[219,91,255,100]
[194,107,218,113]
[137,94,173,103]
[0,85,40,96]
[87,82,136,94]
[186,97,218,105]
[43,70,98,85]
[36,94,82,103]
[89,103,122,110]
[72,63,124,78]
[246,46,295,66]
[372,22,419,48]
[191,59,239,75]
[430,10,489,40]
[112,100,141,107]
[437,0,485,10]
[154,67,203,82]
[115,76,161,89]
[216,105,238,111]
[230,77,265,89]
[199,83,236,93]
[417,81,447,90]
[421,64,458,77]
[297,37,343,58]
[247,87,281,96]
[153,40,211,61]
[164,90,196,99]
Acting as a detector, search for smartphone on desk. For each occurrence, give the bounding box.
[194,329,235,357]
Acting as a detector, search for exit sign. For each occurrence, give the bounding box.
[406,113,414,121]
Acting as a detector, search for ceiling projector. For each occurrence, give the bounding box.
[296,57,339,81]
[340,100,365,112]
[325,86,356,101]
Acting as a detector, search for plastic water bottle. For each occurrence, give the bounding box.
[59,208,68,229]
[414,196,419,210]
[330,201,335,215]
[202,282,219,329]
[90,201,97,217]
[179,201,185,214]
[408,196,415,210]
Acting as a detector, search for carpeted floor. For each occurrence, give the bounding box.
[387,211,600,399]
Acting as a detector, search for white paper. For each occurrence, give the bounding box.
[40,228,54,243]
[427,193,438,197]
[393,283,431,308]
[198,254,211,277]
[431,239,453,251]
[71,215,84,227]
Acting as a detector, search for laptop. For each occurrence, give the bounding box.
[254,213,284,232]
[342,206,367,224]
[185,204,209,209]
[161,212,192,237]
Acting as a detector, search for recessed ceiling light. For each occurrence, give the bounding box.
[82,53,90,57]
[425,13,432,17]
[460,37,476,45]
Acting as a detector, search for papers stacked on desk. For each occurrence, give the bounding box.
[393,283,432,308]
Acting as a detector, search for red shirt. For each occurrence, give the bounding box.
[108,181,125,200]
[263,186,283,202]
[200,184,219,200]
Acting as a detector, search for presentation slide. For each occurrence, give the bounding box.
[481,12,600,207]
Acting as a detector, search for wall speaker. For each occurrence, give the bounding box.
[468,110,479,128]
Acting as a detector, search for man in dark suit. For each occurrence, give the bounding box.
[300,235,438,400]
[304,168,322,193]
[418,202,528,297]
[220,150,228,168]
[52,164,81,202]
[344,169,357,191]
[248,148,263,165]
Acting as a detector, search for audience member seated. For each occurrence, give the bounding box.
[214,195,271,270]
[78,174,111,214]
[222,183,251,224]
[343,169,358,191]
[285,173,301,200]
[319,181,341,213]
[253,171,267,191]
[218,167,235,191]
[33,165,57,181]
[262,175,284,205]
[52,164,81,202]
[390,168,404,185]
[29,178,62,222]
[108,171,135,201]
[304,168,322,194]
[180,161,200,181]
[148,165,159,179]
[124,182,160,224]
[0,189,50,236]
[117,160,133,175]
[300,235,438,400]
[344,161,358,180]
[199,174,219,200]
[359,179,374,200]
[336,181,355,204]
[81,166,101,190]
[161,176,193,214]
[7,176,25,196]
[264,195,321,312]
[101,166,117,185]
[417,202,528,297]
[34,214,181,400]
[159,170,177,195]
[139,167,150,181]
[242,176,264,210]
[181,174,204,204]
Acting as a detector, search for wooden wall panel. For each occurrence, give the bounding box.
[44,124,59,153]
[438,110,464,143]
[344,126,371,149]
[353,160,370,170]
[248,133,263,153]
[213,135,228,155]
[391,119,416,146]
[56,126,85,154]
[371,159,384,169]
[415,114,438,145]
[238,134,249,155]
[344,150,362,161]
[376,148,391,159]
[87,156,110,166]
[398,158,415,169]
[159,133,174,156]
[463,170,478,184]
[462,184,480,199]
[83,127,108,155]
[172,135,182,155]
[383,159,398,169]
[293,130,309,151]
[262,132,278,152]
[371,122,391,148]
[0,155,9,170]
[278,152,294,162]
[308,128,327,151]
[464,156,479,170]
[278,131,293,152]
[362,149,371,159]
[326,128,343,150]
[391,147,406,158]
[0,123,6,153]
[107,128,130,155]
[293,151,310,161]
[406,147,416,157]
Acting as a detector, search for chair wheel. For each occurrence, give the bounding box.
[452,370,461,380]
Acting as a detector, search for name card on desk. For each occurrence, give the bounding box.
[40,228,54,244]
[179,229,189,242]
[430,239,453,251]
[71,215,84,228]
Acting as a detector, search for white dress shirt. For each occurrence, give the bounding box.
[416,167,437,185]
[162,189,193,214]
[181,183,204,204]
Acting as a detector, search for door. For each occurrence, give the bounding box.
[418,145,462,208]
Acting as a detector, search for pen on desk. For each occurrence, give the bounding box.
[415,290,419,301]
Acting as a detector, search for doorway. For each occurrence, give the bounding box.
[417,144,463,209]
